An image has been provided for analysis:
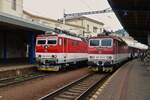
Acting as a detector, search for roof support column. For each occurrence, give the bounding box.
[3,33,7,64]
[28,32,36,64]
[148,34,150,45]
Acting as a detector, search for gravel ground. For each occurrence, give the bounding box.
[0,67,91,100]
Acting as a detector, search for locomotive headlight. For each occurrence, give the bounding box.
[36,55,41,62]
[54,55,57,58]
[90,56,95,59]
[52,55,57,58]
[38,55,41,58]
[107,56,112,60]
[109,56,112,59]
[44,45,48,49]
[37,55,42,59]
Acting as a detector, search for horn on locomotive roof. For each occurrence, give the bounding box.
[54,28,84,39]
[45,31,56,35]
[103,29,111,36]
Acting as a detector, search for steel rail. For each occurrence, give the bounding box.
[39,73,109,100]
[0,73,49,88]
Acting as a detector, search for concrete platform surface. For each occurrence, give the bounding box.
[91,59,150,100]
[0,64,34,72]
[0,64,36,79]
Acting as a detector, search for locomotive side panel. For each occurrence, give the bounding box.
[63,37,88,64]
[114,39,129,64]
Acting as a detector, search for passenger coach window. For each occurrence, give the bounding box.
[47,39,57,45]
[101,39,112,46]
[90,40,99,46]
[37,40,46,44]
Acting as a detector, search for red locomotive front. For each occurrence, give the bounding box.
[36,29,88,71]
[88,35,129,72]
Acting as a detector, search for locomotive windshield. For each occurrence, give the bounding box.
[89,39,100,46]
[89,38,112,47]
[47,39,57,45]
[101,39,112,46]
[37,40,46,45]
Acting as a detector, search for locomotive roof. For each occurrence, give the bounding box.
[89,34,123,42]
[37,28,82,38]
[37,28,88,42]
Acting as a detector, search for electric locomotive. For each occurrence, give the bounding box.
[35,29,88,71]
[88,34,129,72]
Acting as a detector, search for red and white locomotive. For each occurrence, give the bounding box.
[88,34,129,72]
[35,29,88,71]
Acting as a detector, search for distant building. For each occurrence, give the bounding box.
[61,16,104,37]
[23,11,85,35]
[0,0,23,17]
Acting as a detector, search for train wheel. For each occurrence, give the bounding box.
[109,68,113,72]
[102,67,113,72]
[102,67,105,72]
[106,68,109,72]
[103,67,108,72]
[61,64,67,71]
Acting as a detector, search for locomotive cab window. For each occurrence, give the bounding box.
[89,39,100,46]
[101,39,112,47]
[47,39,57,45]
[37,40,46,45]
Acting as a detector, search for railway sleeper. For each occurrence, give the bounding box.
[69,88,85,92]
[76,84,90,87]
[68,89,83,93]
[54,97,70,100]
[63,91,79,96]
[72,86,88,90]
[57,94,76,99]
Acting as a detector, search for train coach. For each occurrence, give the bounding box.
[88,34,130,72]
[35,29,88,71]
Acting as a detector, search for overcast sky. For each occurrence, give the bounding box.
[23,0,123,31]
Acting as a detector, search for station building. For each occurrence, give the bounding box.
[23,11,84,35]
[0,0,23,17]
[62,16,104,37]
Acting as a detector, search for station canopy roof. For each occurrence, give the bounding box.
[0,12,53,33]
[108,0,150,44]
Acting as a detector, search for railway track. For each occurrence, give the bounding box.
[39,73,110,100]
[0,73,49,87]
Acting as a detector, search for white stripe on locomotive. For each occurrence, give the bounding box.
[36,53,88,64]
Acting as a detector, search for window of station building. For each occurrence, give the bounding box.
[93,27,98,33]
[87,24,89,31]
[100,28,103,33]
[11,0,17,10]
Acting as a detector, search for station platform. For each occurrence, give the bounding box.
[0,64,36,79]
[91,59,150,100]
